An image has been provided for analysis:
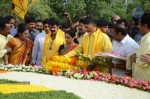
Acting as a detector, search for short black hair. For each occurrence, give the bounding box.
[82,16,96,25]
[114,25,127,36]
[116,19,129,28]
[62,22,71,29]
[79,16,87,24]
[48,18,59,26]
[43,18,50,25]
[35,19,43,23]
[4,16,14,21]
[140,13,150,28]
[0,17,9,29]
[97,19,109,27]
[25,15,35,23]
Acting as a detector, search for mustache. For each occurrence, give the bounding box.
[51,30,55,32]
[78,28,83,31]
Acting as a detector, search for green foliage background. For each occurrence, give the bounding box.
[0,0,149,23]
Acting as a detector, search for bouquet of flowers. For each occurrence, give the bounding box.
[45,55,90,73]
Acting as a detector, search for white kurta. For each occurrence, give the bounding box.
[134,32,150,81]
[32,32,46,65]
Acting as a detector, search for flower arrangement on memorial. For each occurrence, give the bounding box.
[65,69,150,92]
[0,64,150,92]
[45,54,90,73]
[0,64,45,73]
[0,54,111,74]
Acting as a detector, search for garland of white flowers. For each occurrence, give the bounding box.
[0,64,150,92]
[0,64,46,73]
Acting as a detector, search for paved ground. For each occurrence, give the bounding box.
[0,71,150,99]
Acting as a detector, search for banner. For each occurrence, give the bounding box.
[12,0,37,19]
[132,6,144,19]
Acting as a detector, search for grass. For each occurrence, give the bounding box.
[0,79,19,84]
[0,91,81,99]
[0,79,81,99]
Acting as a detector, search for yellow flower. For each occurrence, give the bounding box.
[62,57,71,63]
[44,55,90,72]
[0,84,52,94]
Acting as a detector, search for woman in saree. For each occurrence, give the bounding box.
[58,30,78,55]
[4,23,34,65]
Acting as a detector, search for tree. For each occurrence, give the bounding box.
[139,0,150,12]
[84,0,127,20]
[27,3,57,20]
[0,0,12,16]
[126,0,141,20]
[42,0,86,22]
[0,0,150,23]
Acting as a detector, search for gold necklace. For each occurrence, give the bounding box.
[65,42,74,48]
[18,38,24,44]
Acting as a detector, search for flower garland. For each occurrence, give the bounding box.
[64,69,150,92]
[45,56,89,73]
[0,64,150,92]
[0,64,46,74]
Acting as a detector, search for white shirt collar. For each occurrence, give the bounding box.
[121,35,129,44]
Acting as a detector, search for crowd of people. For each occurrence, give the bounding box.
[0,12,150,82]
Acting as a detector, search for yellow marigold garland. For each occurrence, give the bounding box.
[0,84,52,94]
[45,56,89,72]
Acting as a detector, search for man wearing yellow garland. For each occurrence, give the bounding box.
[64,16,112,71]
[42,18,65,66]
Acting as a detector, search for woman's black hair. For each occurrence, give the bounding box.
[65,30,78,44]
[15,23,28,37]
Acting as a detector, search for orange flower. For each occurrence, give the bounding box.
[49,56,54,60]
[0,70,9,73]
[69,57,77,65]
[51,66,59,73]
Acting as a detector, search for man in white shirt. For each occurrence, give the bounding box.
[32,19,50,66]
[111,25,139,76]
